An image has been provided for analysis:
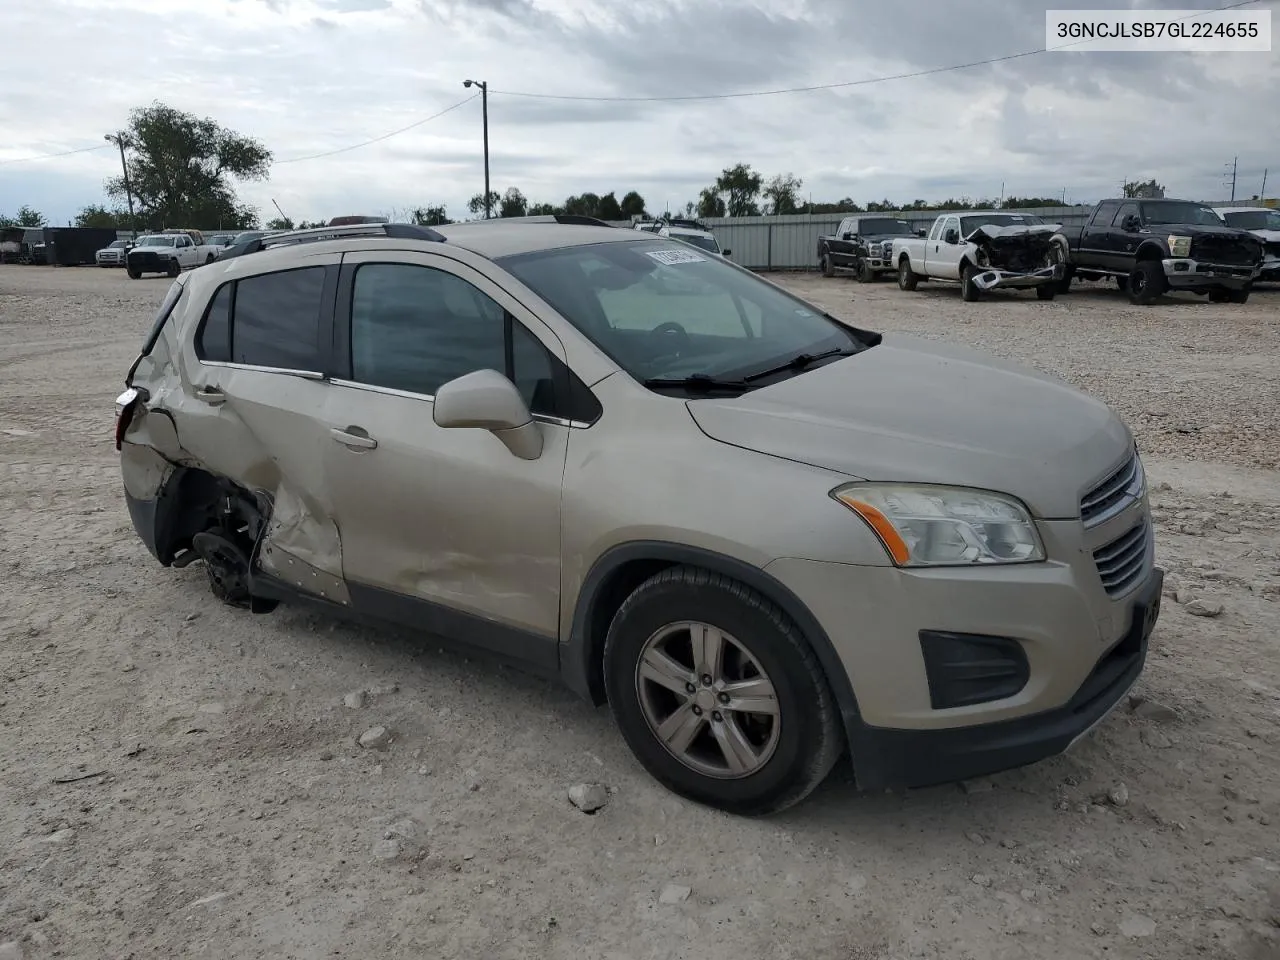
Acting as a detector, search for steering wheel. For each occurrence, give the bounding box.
[648,321,691,358]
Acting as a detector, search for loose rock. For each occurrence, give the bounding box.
[0,942,23,960]
[965,831,986,845]
[1107,783,1130,807]
[658,883,691,904]
[1119,913,1156,938]
[1090,922,1106,936]
[971,874,992,887]
[1140,728,1173,749]
[1184,598,1225,617]
[372,837,402,860]
[343,690,368,709]
[959,778,995,794]
[567,783,609,814]
[39,828,75,844]
[357,726,391,750]
[1129,696,1179,723]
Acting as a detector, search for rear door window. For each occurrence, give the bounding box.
[230,267,326,371]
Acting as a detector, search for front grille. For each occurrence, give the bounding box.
[1190,235,1261,266]
[130,252,161,270]
[1080,451,1141,527]
[1092,520,1149,598]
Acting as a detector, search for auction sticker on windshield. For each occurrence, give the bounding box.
[646,249,707,265]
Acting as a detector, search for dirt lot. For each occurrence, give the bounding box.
[2,265,1279,960]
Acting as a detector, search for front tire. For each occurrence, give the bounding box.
[126,266,141,279]
[1127,260,1165,305]
[1036,284,1056,301]
[1229,286,1251,304]
[821,251,834,278]
[603,566,843,816]
[166,259,181,278]
[961,263,981,301]
[898,256,919,291]
[856,259,875,283]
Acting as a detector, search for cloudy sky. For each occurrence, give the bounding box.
[1,0,1276,226]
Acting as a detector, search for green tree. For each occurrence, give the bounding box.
[714,163,762,217]
[467,190,500,217]
[14,204,46,227]
[527,201,561,216]
[696,187,725,218]
[265,216,294,230]
[1123,179,1165,199]
[595,191,623,221]
[106,102,268,229]
[563,192,601,217]
[412,205,451,226]
[762,173,802,215]
[620,190,646,218]
[499,187,528,219]
[75,204,130,228]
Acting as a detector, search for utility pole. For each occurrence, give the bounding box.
[1260,168,1268,199]
[463,79,490,218]
[1225,156,1238,201]
[104,131,136,236]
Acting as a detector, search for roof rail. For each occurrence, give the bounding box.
[220,222,445,260]
[465,214,614,228]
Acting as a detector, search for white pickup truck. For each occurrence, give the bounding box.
[125,230,217,279]
[891,211,1067,301]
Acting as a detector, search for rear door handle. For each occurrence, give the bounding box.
[330,427,377,450]
[195,386,225,406]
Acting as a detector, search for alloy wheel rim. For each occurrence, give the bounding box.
[634,621,781,779]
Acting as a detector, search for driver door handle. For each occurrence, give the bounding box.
[194,386,225,406]
[330,427,377,450]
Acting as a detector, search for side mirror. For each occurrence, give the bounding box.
[916,229,926,237]
[841,232,853,241]
[721,249,732,257]
[944,229,959,245]
[433,368,542,460]
[1122,215,1141,232]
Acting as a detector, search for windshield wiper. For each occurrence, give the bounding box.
[643,373,754,392]
[742,347,857,383]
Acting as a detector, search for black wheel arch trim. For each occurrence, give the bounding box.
[560,540,883,787]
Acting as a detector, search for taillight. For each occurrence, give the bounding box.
[114,387,141,450]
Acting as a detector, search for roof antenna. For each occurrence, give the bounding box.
[271,198,291,225]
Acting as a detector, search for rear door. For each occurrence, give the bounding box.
[1108,202,1143,270]
[319,250,581,669]
[1081,201,1122,269]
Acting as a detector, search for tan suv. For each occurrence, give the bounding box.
[117,218,1163,815]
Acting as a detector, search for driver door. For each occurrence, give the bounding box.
[932,216,964,279]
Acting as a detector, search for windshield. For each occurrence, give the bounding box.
[500,239,870,385]
[1141,201,1222,226]
[232,231,263,244]
[675,233,721,254]
[137,236,176,247]
[859,218,914,235]
[960,214,1045,234]
[1222,210,1280,231]
[109,240,128,249]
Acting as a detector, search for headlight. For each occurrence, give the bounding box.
[1168,235,1192,258]
[831,483,1045,567]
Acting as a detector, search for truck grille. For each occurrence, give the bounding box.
[129,252,162,271]
[1080,451,1143,528]
[1190,235,1261,266]
[1092,520,1150,598]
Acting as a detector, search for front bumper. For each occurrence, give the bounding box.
[971,262,1063,291]
[1162,258,1259,289]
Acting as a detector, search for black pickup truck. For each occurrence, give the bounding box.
[817,215,922,282]
[1057,198,1263,304]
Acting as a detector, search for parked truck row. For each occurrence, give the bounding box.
[830,197,1268,306]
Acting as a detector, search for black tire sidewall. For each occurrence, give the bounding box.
[604,579,830,813]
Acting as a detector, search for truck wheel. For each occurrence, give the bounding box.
[897,257,918,291]
[1208,289,1231,303]
[1056,268,1074,295]
[821,252,834,278]
[1036,284,1056,301]
[856,260,875,283]
[166,259,181,278]
[126,267,141,280]
[205,253,215,265]
[961,264,981,302]
[1127,261,1165,305]
[1228,287,1251,304]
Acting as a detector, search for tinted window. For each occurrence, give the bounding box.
[1223,210,1280,230]
[232,267,325,370]
[1112,203,1140,227]
[349,263,557,415]
[858,218,914,235]
[1141,201,1224,226]
[198,284,232,362]
[1092,201,1122,226]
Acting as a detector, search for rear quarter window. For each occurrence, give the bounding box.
[229,267,326,370]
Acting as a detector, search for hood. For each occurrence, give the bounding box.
[1152,222,1255,240]
[966,223,1062,244]
[967,223,1063,272]
[1245,229,1280,244]
[859,232,915,242]
[686,335,1132,519]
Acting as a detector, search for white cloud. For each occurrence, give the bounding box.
[2,0,1276,225]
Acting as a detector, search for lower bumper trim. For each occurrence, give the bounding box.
[852,567,1163,791]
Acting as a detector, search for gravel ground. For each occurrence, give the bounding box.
[1,265,1279,960]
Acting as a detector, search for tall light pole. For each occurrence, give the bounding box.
[463,79,490,219]
[104,131,136,235]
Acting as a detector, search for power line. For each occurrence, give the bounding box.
[273,94,478,163]
[0,142,111,167]
[491,0,1266,103]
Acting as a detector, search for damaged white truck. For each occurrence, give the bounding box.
[892,212,1067,301]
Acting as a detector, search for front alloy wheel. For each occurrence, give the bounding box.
[636,621,780,778]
